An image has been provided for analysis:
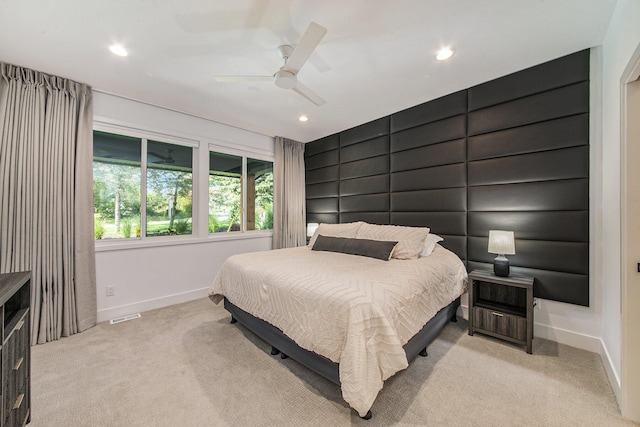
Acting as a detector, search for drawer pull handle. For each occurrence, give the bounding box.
[16,320,24,331]
[14,357,23,370]
[491,312,504,317]
[13,394,24,410]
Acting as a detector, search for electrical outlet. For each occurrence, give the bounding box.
[106,286,115,297]
[533,297,540,309]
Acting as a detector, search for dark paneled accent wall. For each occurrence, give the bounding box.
[389,91,468,261]
[305,49,590,306]
[466,51,590,306]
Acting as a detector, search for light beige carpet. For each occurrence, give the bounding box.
[30,298,635,427]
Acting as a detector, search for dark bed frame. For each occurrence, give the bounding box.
[223,296,460,419]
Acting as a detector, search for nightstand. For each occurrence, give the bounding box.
[468,269,534,354]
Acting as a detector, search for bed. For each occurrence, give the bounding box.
[209,222,467,418]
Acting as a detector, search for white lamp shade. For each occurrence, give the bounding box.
[488,230,516,255]
[306,222,319,238]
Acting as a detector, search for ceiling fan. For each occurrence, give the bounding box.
[149,149,175,164]
[214,22,327,106]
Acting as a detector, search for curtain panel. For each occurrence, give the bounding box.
[273,136,306,249]
[0,63,96,344]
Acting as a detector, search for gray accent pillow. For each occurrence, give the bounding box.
[312,235,398,261]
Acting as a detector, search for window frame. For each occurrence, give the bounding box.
[207,143,274,236]
[93,123,273,252]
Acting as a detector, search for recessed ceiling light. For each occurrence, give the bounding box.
[299,115,308,122]
[436,47,455,61]
[109,44,128,57]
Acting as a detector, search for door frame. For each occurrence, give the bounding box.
[620,42,640,422]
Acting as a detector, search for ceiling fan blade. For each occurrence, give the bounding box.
[293,81,326,106]
[214,76,272,82]
[283,22,327,75]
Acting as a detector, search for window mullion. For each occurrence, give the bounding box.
[242,156,247,232]
[141,138,148,239]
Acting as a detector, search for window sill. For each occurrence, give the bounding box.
[94,230,273,252]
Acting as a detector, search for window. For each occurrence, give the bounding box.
[93,127,273,242]
[209,152,242,232]
[146,140,193,237]
[247,158,273,231]
[93,131,141,239]
[93,130,193,240]
[208,152,273,233]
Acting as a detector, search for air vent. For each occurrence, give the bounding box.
[109,313,141,325]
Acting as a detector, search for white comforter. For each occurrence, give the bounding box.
[209,245,467,416]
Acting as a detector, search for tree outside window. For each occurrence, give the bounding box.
[248,158,273,231]
[209,152,242,232]
[93,131,193,239]
[93,129,272,241]
[208,153,273,233]
[93,131,141,239]
[146,140,193,236]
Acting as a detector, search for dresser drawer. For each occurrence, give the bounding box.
[4,392,28,427]
[473,306,527,342]
[2,310,30,427]
[12,319,29,395]
[0,272,31,427]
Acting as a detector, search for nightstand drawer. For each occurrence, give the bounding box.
[473,306,526,342]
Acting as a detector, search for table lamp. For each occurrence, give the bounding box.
[306,222,319,238]
[488,230,516,277]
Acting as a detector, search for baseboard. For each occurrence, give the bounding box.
[600,339,622,404]
[97,287,210,323]
[459,303,469,320]
[533,322,602,353]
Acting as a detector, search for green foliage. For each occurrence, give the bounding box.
[94,153,273,237]
[146,168,193,232]
[93,162,141,219]
[174,218,190,234]
[94,218,105,240]
[257,202,273,230]
[131,216,140,237]
[146,192,166,220]
[208,215,219,233]
[209,174,242,232]
[254,171,273,230]
[120,218,132,238]
[254,171,273,208]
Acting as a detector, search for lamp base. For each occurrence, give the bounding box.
[493,255,510,277]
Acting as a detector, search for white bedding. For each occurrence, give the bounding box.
[209,244,467,416]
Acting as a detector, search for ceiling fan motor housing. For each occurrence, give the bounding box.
[274,70,297,89]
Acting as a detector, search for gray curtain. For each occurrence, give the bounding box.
[273,136,307,249]
[0,63,97,344]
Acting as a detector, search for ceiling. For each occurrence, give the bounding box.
[0,1,616,143]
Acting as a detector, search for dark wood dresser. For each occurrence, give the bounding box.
[0,272,31,427]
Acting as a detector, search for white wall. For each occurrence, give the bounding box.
[598,0,640,401]
[93,91,274,322]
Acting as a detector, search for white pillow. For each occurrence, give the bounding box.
[308,221,364,246]
[356,223,430,259]
[420,233,444,257]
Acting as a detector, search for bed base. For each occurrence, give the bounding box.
[223,296,460,418]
